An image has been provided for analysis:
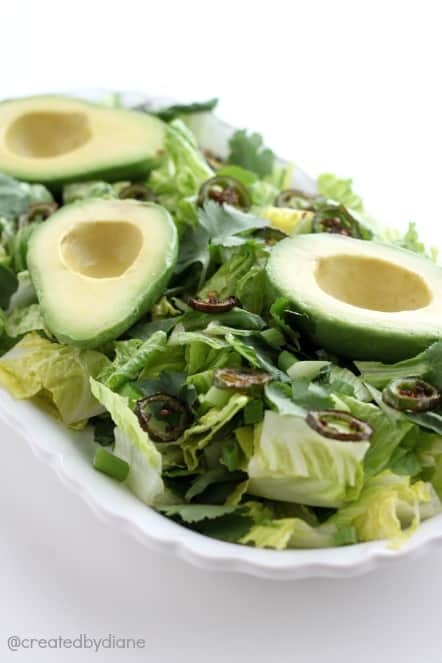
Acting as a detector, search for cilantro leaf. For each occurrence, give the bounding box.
[198,200,267,246]
[175,202,267,285]
[227,130,275,177]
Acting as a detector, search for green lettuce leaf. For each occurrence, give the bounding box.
[0,264,18,309]
[343,396,413,478]
[180,307,265,333]
[247,411,369,507]
[317,173,364,212]
[0,173,31,219]
[63,181,116,204]
[0,333,110,426]
[224,333,287,381]
[5,303,47,338]
[8,223,35,273]
[149,119,213,208]
[392,222,437,261]
[329,471,440,545]
[100,331,168,390]
[90,378,166,505]
[355,341,442,390]
[240,518,338,550]
[179,393,249,470]
[7,270,36,311]
[264,382,306,417]
[198,243,268,315]
[157,503,237,523]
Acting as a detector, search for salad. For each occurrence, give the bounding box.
[0,93,441,551]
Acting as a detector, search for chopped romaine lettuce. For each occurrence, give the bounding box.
[0,333,110,426]
[90,378,166,505]
[329,472,441,546]
[247,411,369,508]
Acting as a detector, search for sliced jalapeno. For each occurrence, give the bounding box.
[18,202,58,230]
[198,175,251,210]
[312,204,361,238]
[382,377,441,412]
[214,367,272,391]
[188,291,239,313]
[255,226,289,246]
[275,188,319,211]
[203,149,224,171]
[134,393,191,442]
[119,183,156,202]
[306,410,373,441]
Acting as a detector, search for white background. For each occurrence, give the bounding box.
[1,1,442,661]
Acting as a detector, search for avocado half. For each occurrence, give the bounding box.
[267,233,442,361]
[27,199,178,347]
[0,96,164,187]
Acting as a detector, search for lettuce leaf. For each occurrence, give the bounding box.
[198,243,268,315]
[317,173,364,212]
[240,518,338,550]
[149,119,213,208]
[392,222,437,262]
[355,341,442,390]
[179,393,249,470]
[329,471,441,546]
[247,411,369,507]
[0,333,110,426]
[0,264,18,309]
[0,173,31,219]
[343,396,413,478]
[90,378,166,506]
[100,331,168,390]
[63,181,116,204]
[5,304,47,338]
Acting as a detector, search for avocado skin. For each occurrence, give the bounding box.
[266,272,440,363]
[27,201,178,349]
[292,307,438,362]
[2,155,162,193]
[0,95,164,190]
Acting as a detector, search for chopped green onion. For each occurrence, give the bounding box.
[93,448,129,482]
[278,350,297,373]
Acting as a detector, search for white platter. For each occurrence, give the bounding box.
[2,90,442,580]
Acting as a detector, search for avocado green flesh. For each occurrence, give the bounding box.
[267,234,442,361]
[27,199,178,348]
[0,96,164,187]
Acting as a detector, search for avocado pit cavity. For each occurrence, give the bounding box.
[6,111,92,158]
[60,221,142,278]
[315,254,431,312]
